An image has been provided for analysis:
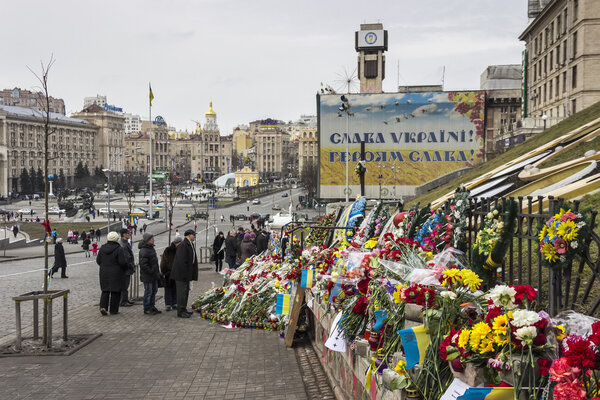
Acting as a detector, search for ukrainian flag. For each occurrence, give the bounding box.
[276,294,291,315]
[397,325,430,369]
[457,387,514,400]
[300,269,315,288]
[149,83,154,106]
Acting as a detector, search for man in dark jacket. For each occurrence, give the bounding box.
[160,236,182,311]
[256,230,269,254]
[96,231,129,315]
[51,238,68,278]
[139,232,162,315]
[225,230,238,270]
[119,228,135,307]
[171,229,198,318]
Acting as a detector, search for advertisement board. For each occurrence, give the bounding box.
[318,91,485,199]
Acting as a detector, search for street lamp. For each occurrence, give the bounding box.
[102,168,111,226]
[339,95,354,202]
[542,114,548,130]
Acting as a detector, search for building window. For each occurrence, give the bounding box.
[572,99,577,114]
[543,84,547,102]
[572,31,577,58]
[501,106,508,113]
[549,80,553,99]
[555,77,559,98]
[557,15,562,36]
[572,65,577,88]
[573,0,578,22]
[563,71,567,93]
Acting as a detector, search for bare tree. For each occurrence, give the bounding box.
[124,186,136,232]
[28,55,56,344]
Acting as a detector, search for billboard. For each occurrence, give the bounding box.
[318,91,485,199]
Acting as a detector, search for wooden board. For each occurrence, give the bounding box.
[284,286,306,348]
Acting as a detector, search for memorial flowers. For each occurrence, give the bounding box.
[539,208,589,270]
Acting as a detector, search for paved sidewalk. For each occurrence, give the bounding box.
[0,268,312,400]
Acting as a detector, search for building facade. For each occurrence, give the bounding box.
[0,88,65,115]
[72,104,125,172]
[234,166,259,187]
[83,95,107,109]
[520,0,600,118]
[123,112,142,135]
[254,125,292,181]
[0,104,100,195]
[298,125,318,174]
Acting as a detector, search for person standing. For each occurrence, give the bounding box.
[212,231,225,273]
[51,238,68,278]
[240,233,257,263]
[139,232,162,315]
[256,230,269,254]
[95,228,101,242]
[92,241,99,256]
[170,229,198,318]
[12,224,18,238]
[82,236,91,258]
[160,236,182,311]
[96,232,128,315]
[119,228,136,307]
[225,230,238,270]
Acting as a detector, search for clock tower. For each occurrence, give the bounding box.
[355,23,388,93]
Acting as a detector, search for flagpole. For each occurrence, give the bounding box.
[149,83,153,220]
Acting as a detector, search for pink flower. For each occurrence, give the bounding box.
[560,212,578,222]
[549,357,581,382]
[553,380,587,400]
[554,238,568,254]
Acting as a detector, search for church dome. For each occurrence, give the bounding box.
[205,101,216,117]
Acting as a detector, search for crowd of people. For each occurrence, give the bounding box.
[216,226,270,273]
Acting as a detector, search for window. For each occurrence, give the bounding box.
[563,41,567,63]
[573,0,578,22]
[543,84,547,102]
[555,77,560,98]
[572,65,577,88]
[572,99,577,114]
[549,80,553,99]
[572,31,577,58]
[557,15,562,36]
[556,45,560,65]
[563,71,567,93]
[501,106,508,113]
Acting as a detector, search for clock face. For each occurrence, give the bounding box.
[364,32,377,45]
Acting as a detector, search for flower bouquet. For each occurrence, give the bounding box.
[539,208,590,270]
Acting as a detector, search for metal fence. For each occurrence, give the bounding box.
[465,196,600,317]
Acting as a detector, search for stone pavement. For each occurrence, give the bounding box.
[0,266,334,399]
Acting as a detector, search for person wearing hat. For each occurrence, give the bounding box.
[51,238,67,278]
[240,232,257,263]
[119,228,136,307]
[139,232,162,315]
[160,236,183,311]
[171,229,198,318]
[96,231,129,315]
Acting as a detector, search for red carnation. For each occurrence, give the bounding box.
[563,336,597,370]
[357,278,371,295]
[537,358,552,376]
[511,285,537,306]
[353,296,369,315]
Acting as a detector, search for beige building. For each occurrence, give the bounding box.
[0,104,100,194]
[233,127,253,154]
[0,88,66,115]
[123,122,170,175]
[235,166,259,187]
[520,0,600,118]
[255,125,293,180]
[296,125,318,174]
[168,135,192,180]
[72,104,125,171]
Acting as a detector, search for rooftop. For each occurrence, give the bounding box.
[0,104,91,125]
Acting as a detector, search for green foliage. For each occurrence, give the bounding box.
[19,168,30,194]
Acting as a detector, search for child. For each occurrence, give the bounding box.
[92,241,98,256]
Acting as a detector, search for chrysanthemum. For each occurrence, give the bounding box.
[461,269,482,292]
[441,268,462,287]
[487,285,517,308]
[458,329,471,349]
[492,314,509,335]
[557,220,579,242]
[511,310,541,327]
[542,243,558,263]
[469,322,491,350]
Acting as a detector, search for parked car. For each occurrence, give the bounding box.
[48,206,66,215]
[250,213,261,220]
[252,198,261,205]
[192,211,209,219]
[235,214,248,221]
[281,193,289,197]
[18,208,35,215]
[272,204,281,211]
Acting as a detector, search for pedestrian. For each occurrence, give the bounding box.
[133,224,137,235]
[212,231,225,273]
[256,230,269,254]
[89,229,95,242]
[142,223,147,234]
[67,229,73,244]
[86,215,90,222]
[118,228,136,307]
[92,210,96,219]
[51,238,68,278]
[92,241,99,256]
[139,232,162,315]
[72,230,79,244]
[51,229,57,244]
[160,236,182,311]
[170,229,198,318]
[230,214,234,226]
[225,230,238,270]
[240,233,257,263]
[81,230,87,242]
[96,231,128,315]
[220,214,224,223]
[12,224,18,238]
[96,228,101,242]
[175,229,181,238]
[82,236,91,258]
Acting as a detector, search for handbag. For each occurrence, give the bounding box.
[210,252,216,262]
[157,274,166,288]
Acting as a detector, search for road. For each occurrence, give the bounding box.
[0,187,315,340]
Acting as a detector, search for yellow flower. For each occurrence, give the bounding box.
[394,360,407,375]
[538,225,548,241]
[492,314,508,336]
[460,269,482,292]
[393,285,404,303]
[442,269,462,287]
[469,322,491,350]
[458,329,471,349]
[542,243,558,262]
[556,325,566,341]
[479,337,495,354]
[557,220,579,241]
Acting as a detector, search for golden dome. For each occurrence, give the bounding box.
[205,101,216,117]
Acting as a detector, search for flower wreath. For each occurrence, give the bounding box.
[539,208,590,270]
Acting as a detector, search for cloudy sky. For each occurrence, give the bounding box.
[2,0,528,135]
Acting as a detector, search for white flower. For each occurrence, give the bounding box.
[456,200,463,207]
[559,255,566,263]
[455,211,461,219]
[440,291,457,300]
[302,250,311,259]
[487,285,517,308]
[486,212,493,219]
[515,326,537,346]
[571,241,578,249]
[577,213,583,219]
[493,210,499,216]
[511,310,541,327]
[577,221,586,228]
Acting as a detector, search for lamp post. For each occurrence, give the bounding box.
[340,95,353,202]
[542,114,548,130]
[102,168,111,227]
[378,163,382,200]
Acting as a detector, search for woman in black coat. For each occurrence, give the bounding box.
[52,238,68,278]
[160,236,182,311]
[96,231,128,315]
[212,232,225,273]
[139,232,161,315]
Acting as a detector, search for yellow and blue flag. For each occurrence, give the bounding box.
[276,294,291,315]
[457,387,514,400]
[397,325,430,369]
[300,269,315,288]
[149,83,154,106]
[329,280,342,302]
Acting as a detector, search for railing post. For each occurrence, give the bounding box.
[46,298,53,349]
[33,298,39,340]
[15,300,21,350]
[63,293,68,341]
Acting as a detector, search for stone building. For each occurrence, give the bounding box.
[234,166,259,187]
[0,104,100,194]
[0,88,65,115]
[520,0,600,119]
[123,122,170,175]
[232,127,253,154]
[254,125,292,181]
[72,105,125,172]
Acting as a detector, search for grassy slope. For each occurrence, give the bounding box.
[409,100,600,207]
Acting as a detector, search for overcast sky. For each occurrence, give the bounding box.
[2,0,529,135]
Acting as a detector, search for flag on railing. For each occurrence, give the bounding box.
[329,280,342,302]
[275,294,290,315]
[457,387,514,400]
[300,268,315,288]
[397,325,430,369]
